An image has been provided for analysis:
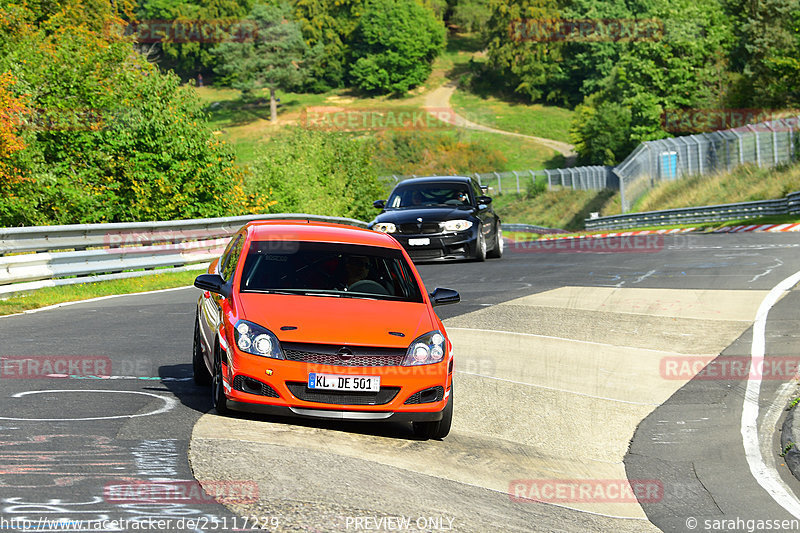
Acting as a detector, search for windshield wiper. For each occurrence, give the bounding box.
[241,289,303,295]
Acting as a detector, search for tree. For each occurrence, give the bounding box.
[348,0,445,95]
[565,0,736,164]
[450,0,492,32]
[135,0,254,81]
[482,0,563,102]
[552,0,634,107]
[569,96,635,165]
[291,0,364,90]
[214,2,311,122]
[738,0,800,106]
[0,1,247,226]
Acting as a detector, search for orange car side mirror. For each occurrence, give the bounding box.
[195,274,230,298]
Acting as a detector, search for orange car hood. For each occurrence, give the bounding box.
[237,293,435,348]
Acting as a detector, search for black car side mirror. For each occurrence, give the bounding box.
[195,274,230,298]
[373,199,386,209]
[477,196,492,205]
[429,288,460,306]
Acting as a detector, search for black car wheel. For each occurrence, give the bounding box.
[412,385,453,440]
[212,347,230,415]
[193,315,212,386]
[486,224,503,259]
[474,231,487,262]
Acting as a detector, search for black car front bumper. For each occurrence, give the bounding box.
[392,229,478,262]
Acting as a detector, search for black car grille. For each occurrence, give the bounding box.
[408,249,444,261]
[404,386,444,404]
[232,375,280,398]
[286,382,400,405]
[397,222,442,235]
[283,343,405,367]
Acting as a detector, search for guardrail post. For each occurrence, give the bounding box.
[494,172,502,194]
[544,169,552,189]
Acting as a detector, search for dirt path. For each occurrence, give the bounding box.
[423,82,577,167]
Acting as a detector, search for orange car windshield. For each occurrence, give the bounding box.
[239,241,424,302]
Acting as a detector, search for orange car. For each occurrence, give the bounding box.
[192,220,460,439]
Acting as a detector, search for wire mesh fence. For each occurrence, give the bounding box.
[379,116,800,211]
[615,116,800,212]
[380,166,617,195]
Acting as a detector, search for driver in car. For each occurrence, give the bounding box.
[344,255,370,287]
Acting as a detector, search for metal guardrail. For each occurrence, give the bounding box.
[0,213,368,255]
[585,191,800,230]
[0,214,369,298]
[500,223,569,235]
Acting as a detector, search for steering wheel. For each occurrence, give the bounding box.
[348,280,390,295]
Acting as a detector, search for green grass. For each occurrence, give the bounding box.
[0,270,199,316]
[467,130,565,170]
[424,32,484,91]
[450,90,574,144]
[493,189,622,231]
[633,163,800,212]
[496,159,800,231]
[194,31,571,171]
[196,83,566,174]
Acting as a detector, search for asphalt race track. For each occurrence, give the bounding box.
[3,233,800,532]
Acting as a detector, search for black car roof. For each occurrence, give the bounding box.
[392,176,472,187]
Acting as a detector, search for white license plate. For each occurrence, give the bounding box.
[307,373,380,392]
[408,238,430,246]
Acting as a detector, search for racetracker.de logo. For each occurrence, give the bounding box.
[510,234,665,253]
[300,107,459,131]
[103,480,259,504]
[509,18,664,42]
[661,109,799,133]
[0,356,112,379]
[660,356,800,381]
[509,479,663,503]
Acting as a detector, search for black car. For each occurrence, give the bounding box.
[368,176,503,262]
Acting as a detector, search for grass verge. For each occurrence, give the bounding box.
[0,270,199,317]
[450,90,574,144]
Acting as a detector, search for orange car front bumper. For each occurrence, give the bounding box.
[220,347,452,422]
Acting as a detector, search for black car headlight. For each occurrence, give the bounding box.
[233,320,284,359]
[402,331,446,366]
[441,220,473,232]
[373,222,397,233]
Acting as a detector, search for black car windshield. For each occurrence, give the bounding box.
[386,183,471,209]
[239,241,424,302]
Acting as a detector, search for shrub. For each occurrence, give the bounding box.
[247,128,383,222]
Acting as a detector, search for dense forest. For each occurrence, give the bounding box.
[0,0,798,225]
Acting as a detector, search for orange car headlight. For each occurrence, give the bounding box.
[402,331,446,366]
[234,320,284,360]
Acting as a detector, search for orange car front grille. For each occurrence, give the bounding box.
[283,346,405,367]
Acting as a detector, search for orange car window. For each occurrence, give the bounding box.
[240,241,422,302]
